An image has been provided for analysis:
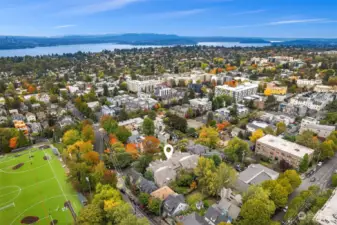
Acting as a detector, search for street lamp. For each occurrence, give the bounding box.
[85,176,92,198]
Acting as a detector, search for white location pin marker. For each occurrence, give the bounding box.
[164,144,174,159]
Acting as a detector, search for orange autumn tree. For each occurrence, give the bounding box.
[27,85,37,94]
[82,151,100,165]
[142,136,160,154]
[9,137,18,149]
[217,121,230,131]
[109,134,118,145]
[125,143,139,159]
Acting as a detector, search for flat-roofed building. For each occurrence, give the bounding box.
[314,188,337,225]
[215,83,258,102]
[300,123,335,138]
[256,134,314,168]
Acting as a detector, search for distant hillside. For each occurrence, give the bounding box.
[0,33,336,50]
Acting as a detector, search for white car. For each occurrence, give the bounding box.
[283,206,288,212]
[317,162,323,167]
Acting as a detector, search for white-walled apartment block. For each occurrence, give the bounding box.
[127,79,162,93]
[256,134,314,168]
[296,79,322,88]
[215,83,258,102]
[289,93,334,111]
[300,117,335,138]
[314,188,337,225]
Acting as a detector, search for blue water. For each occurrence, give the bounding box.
[0,42,271,57]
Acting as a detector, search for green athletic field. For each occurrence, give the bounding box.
[0,147,82,225]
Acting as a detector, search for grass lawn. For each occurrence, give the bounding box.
[0,148,81,225]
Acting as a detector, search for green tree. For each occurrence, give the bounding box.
[100,115,118,134]
[82,124,95,143]
[119,214,150,225]
[142,117,155,136]
[299,154,309,173]
[77,204,103,225]
[139,192,150,206]
[278,170,301,190]
[262,180,289,208]
[115,126,131,144]
[332,174,337,187]
[148,198,162,215]
[196,127,220,149]
[224,137,250,163]
[62,129,81,146]
[240,195,275,225]
[296,131,319,150]
[276,122,287,135]
[318,140,335,160]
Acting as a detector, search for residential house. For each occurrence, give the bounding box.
[13,120,29,135]
[186,144,209,155]
[87,101,100,110]
[101,105,116,116]
[189,98,212,115]
[163,194,189,217]
[169,105,190,118]
[128,169,158,194]
[231,127,245,137]
[36,112,46,121]
[147,152,199,187]
[31,103,41,110]
[28,122,42,135]
[150,186,176,201]
[246,120,272,133]
[236,164,279,192]
[118,118,144,132]
[26,112,36,123]
[0,116,7,124]
[154,116,170,143]
[58,116,74,129]
[12,114,25,121]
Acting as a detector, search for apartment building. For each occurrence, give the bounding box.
[296,79,322,88]
[256,134,314,168]
[300,117,335,138]
[289,92,334,111]
[189,98,212,114]
[314,85,337,93]
[215,83,258,102]
[314,188,337,225]
[127,79,162,93]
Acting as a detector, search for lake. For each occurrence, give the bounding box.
[0,42,271,57]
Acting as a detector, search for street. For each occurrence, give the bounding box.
[93,124,104,155]
[273,154,337,221]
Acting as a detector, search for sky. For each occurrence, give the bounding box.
[1,0,337,38]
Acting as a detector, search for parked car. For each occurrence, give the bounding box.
[283,206,288,212]
[317,162,323,167]
[310,177,316,182]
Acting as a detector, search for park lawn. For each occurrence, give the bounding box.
[0,148,81,225]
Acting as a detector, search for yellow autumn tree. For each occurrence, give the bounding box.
[196,127,220,149]
[264,88,272,96]
[250,129,265,143]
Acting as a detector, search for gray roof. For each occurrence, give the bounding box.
[164,194,185,214]
[204,205,228,225]
[178,212,204,225]
[236,164,279,192]
[187,144,209,155]
[139,178,158,194]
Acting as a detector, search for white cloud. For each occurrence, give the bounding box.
[59,0,144,15]
[221,18,328,29]
[267,18,326,25]
[230,9,266,16]
[54,24,76,29]
[151,8,207,19]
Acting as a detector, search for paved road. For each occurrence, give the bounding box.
[273,154,337,222]
[93,124,104,155]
